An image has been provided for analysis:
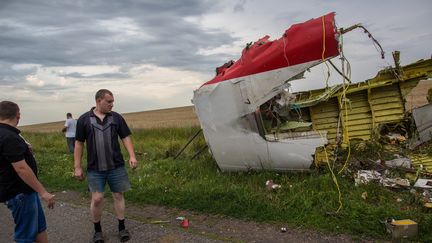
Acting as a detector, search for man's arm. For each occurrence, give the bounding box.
[12,160,55,208]
[73,140,85,180]
[62,120,69,133]
[121,136,137,170]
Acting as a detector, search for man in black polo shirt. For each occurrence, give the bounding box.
[0,101,55,243]
[74,89,137,243]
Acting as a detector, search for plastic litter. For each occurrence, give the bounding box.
[181,219,189,228]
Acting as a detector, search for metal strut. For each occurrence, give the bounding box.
[340,24,385,59]
[173,129,203,159]
[191,144,208,160]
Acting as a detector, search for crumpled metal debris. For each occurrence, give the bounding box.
[354,170,410,188]
[381,178,411,188]
[385,133,407,144]
[414,178,432,189]
[355,170,382,186]
[384,156,412,168]
[412,103,432,145]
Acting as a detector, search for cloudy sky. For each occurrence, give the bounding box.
[1,0,431,125]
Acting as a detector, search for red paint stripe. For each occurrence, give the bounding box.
[202,12,339,86]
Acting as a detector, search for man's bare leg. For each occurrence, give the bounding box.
[91,192,104,223]
[112,192,130,241]
[35,230,48,243]
[112,192,125,220]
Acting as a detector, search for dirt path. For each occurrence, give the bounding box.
[0,196,219,243]
[42,190,378,243]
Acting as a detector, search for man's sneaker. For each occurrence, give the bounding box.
[118,229,131,242]
[92,231,104,243]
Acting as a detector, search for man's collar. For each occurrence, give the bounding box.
[89,107,112,117]
[0,123,20,134]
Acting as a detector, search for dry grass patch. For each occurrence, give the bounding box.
[123,106,199,130]
[19,105,199,133]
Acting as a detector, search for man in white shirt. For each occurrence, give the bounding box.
[62,112,77,153]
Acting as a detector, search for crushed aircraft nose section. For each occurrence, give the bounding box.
[192,13,339,171]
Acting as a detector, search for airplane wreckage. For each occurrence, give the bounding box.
[191,12,432,172]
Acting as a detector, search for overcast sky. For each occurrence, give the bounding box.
[1,0,431,125]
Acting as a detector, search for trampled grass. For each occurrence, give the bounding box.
[22,128,432,241]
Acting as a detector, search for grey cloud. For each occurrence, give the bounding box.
[3,82,69,98]
[0,0,237,75]
[274,10,308,24]
[0,62,36,85]
[233,0,246,13]
[63,72,130,79]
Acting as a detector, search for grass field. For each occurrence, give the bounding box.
[18,106,432,241]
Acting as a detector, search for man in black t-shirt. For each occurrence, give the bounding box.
[0,101,55,243]
[74,89,138,243]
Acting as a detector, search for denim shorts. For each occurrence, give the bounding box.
[87,166,131,193]
[5,192,47,243]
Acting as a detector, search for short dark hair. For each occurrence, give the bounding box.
[66,112,72,117]
[0,101,19,120]
[95,89,113,100]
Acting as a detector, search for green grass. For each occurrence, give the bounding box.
[22,128,432,241]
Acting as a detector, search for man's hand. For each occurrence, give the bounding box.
[41,192,55,209]
[74,167,85,181]
[129,157,138,170]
